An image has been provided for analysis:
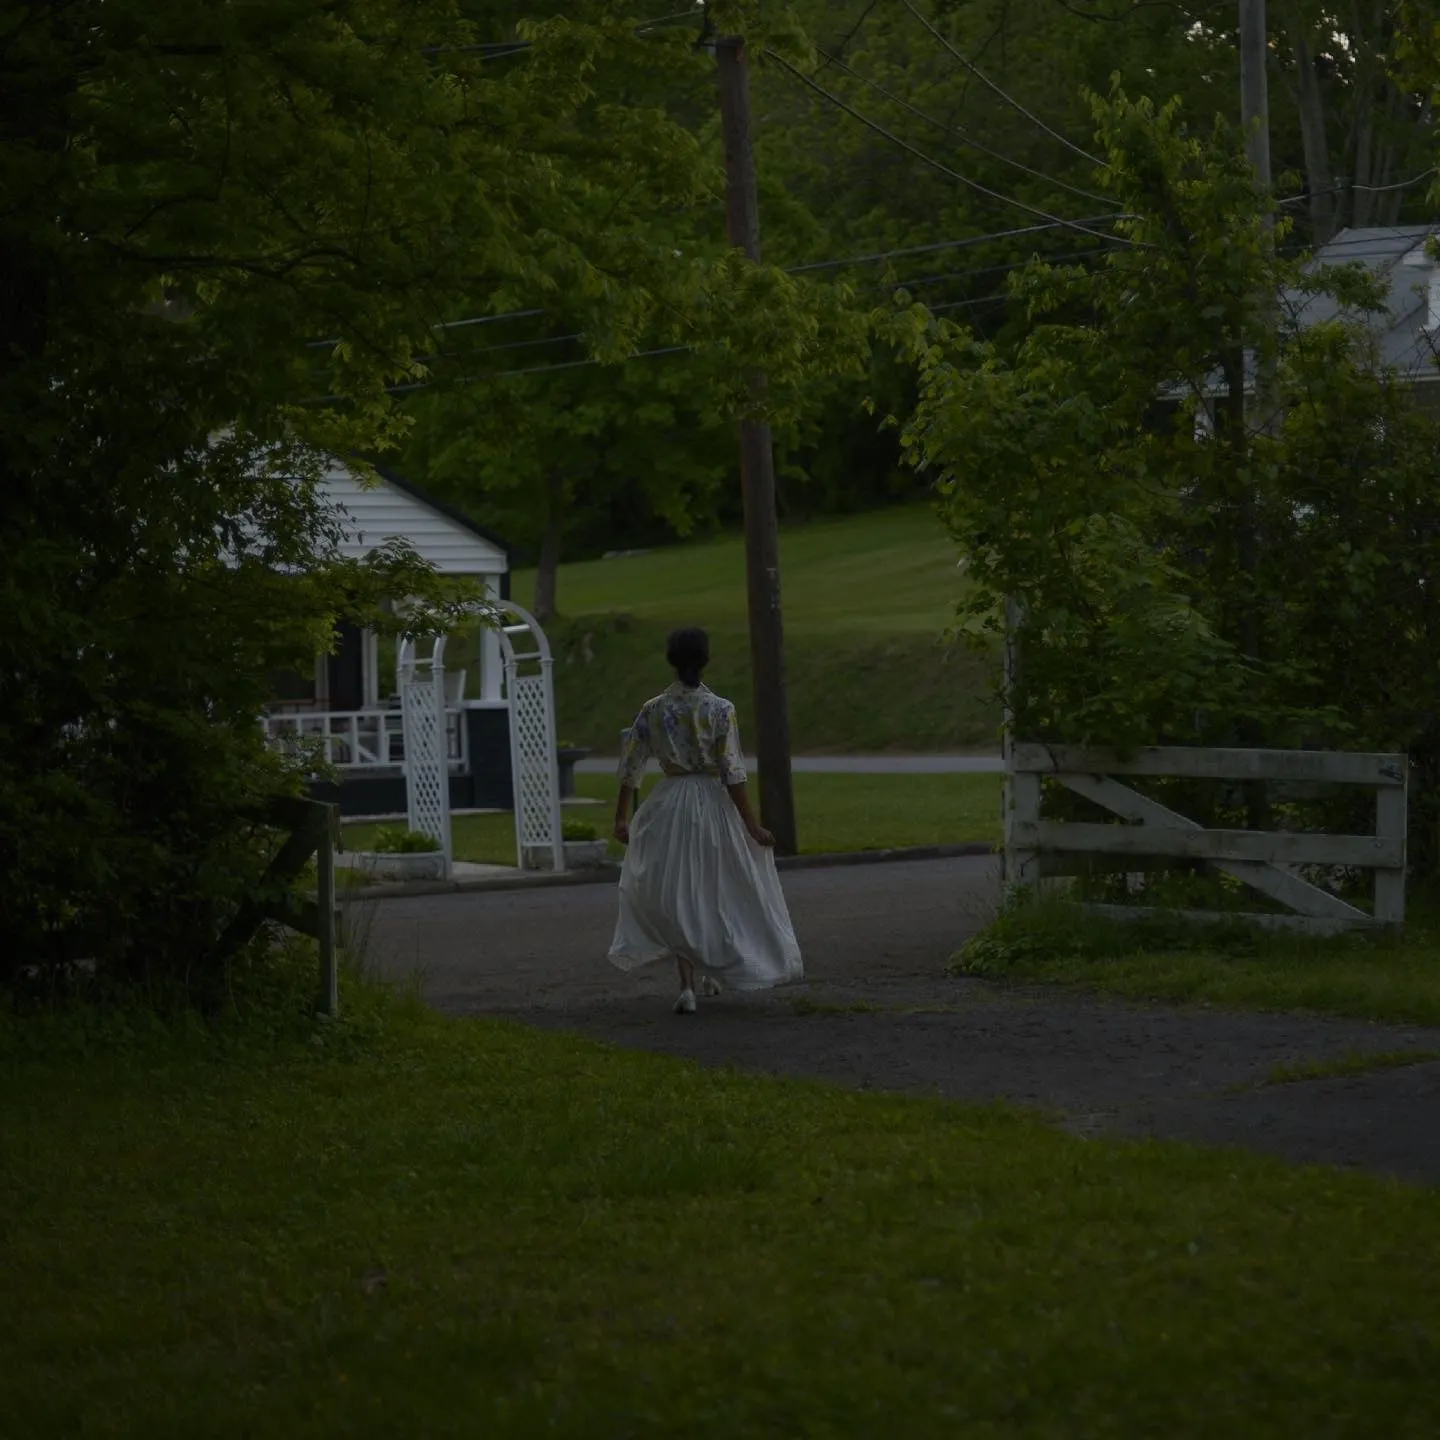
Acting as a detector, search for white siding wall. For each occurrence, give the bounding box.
[317,465,508,578]
[479,575,504,702]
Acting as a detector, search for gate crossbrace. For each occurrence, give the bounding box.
[1058,772,1369,924]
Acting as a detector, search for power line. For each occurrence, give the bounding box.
[436,308,547,331]
[812,44,1110,206]
[418,11,702,58]
[926,294,1011,315]
[419,41,531,58]
[374,345,692,397]
[787,217,1125,272]
[898,0,1103,168]
[1047,0,1230,20]
[1289,227,1437,253]
[879,246,1109,289]
[422,246,1112,363]
[307,222,1119,352]
[315,244,1122,399]
[1278,169,1439,207]
[815,0,881,74]
[306,308,544,351]
[1350,167,1439,195]
[765,48,1133,245]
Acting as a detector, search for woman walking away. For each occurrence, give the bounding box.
[608,627,803,1014]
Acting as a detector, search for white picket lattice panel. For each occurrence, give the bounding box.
[500,607,563,871]
[512,675,558,849]
[398,641,452,877]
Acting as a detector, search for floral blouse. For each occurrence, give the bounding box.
[618,682,748,789]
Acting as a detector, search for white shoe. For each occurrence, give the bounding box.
[700,975,722,997]
[673,988,696,1015]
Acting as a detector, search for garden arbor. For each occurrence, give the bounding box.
[398,601,564,876]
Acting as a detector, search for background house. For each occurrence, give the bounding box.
[1168,225,1440,433]
[1290,224,1440,408]
[264,461,517,817]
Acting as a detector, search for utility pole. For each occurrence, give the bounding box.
[712,32,798,855]
[1237,0,1273,829]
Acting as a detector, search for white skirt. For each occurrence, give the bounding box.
[607,773,804,990]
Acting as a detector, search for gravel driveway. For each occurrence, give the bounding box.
[363,855,1440,1185]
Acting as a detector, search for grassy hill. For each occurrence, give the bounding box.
[513,504,997,755]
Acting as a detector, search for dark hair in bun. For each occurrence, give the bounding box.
[666,627,709,687]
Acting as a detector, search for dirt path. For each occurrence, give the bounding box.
[363,856,1440,1185]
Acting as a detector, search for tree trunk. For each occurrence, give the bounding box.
[1372,82,1406,225]
[1348,41,1379,227]
[532,472,565,624]
[1288,24,1336,243]
[1219,345,1272,828]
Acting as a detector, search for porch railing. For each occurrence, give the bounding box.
[260,707,467,771]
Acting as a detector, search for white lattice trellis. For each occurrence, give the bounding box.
[498,606,564,872]
[393,603,561,874]
[511,674,559,854]
[397,635,453,878]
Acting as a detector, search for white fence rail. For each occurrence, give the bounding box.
[1006,743,1408,933]
[260,708,466,771]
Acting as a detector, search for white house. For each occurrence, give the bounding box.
[263,461,519,815]
[1287,224,1440,400]
[1177,224,1440,432]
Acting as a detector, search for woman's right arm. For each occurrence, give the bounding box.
[726,780,775,847]
[717,705,773,845]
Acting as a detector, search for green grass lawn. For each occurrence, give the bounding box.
[502,504,997,754]
[4,989,1440,1437]
[341,772,1001,865]
[955,896,1440,1028]
[519,503,961,637]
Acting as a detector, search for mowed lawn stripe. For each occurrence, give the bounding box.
[514,503,961,636]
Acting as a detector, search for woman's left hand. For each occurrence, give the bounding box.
[614,821,630,845]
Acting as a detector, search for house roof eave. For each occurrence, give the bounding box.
[354,460,515,566]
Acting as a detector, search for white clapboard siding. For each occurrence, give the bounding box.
[316,464,507,577]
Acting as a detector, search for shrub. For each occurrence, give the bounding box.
[561,818,600,842]
[949,894,1345,977]
[370,827,441,855]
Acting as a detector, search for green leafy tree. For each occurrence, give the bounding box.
[385,15,868,602]
[743,0,1240,516]
[732,1,1433,521]
[400,353,735,622]
[0,0,855,996]
[896,88,1440,870]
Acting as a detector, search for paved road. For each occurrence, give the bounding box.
[364,856,1440,1185]
[575,753,1005,776]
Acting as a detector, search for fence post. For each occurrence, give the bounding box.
[1001,597,1038,894]
[1375,766,1408,926]
[214,797,344,1016]
[1006,767,1041,895]
[317,803,340,1017]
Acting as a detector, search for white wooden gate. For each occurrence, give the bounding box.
[1005,744,1408,933]
[397,634,453,879]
